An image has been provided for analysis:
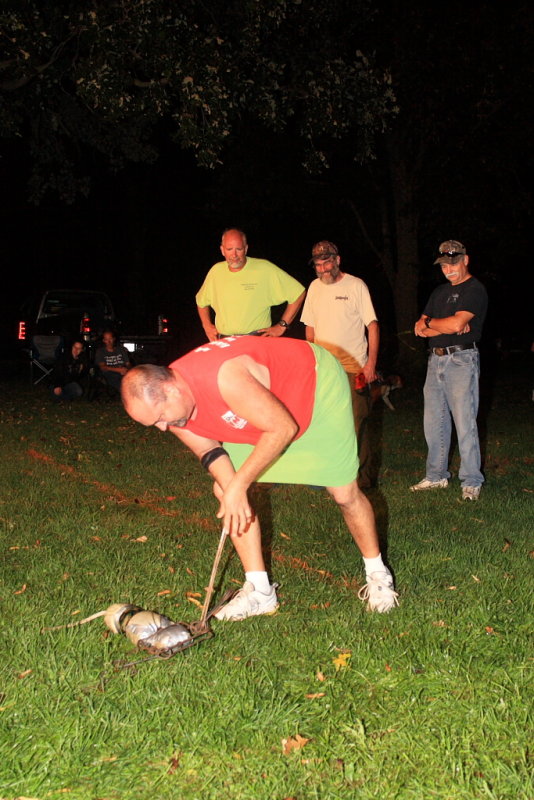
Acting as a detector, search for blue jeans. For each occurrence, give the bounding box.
[423,348,484,488]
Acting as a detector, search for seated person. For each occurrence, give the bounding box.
[94,329,131,392]
[51,339,88,401]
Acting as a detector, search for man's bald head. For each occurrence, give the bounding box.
[122,364,196,431]
[121,364,174,408]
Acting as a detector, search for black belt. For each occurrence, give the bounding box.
[217,331,262,339]
[431,343,477,356]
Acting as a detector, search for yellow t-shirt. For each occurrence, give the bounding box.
[196,257,304,334]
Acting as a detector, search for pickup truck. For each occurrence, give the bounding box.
[18,288,177,366]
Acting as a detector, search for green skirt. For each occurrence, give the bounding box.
[224,344,358,487]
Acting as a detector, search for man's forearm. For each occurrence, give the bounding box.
[283,291,306,325]
[414,311,473,337]
[366,321,379,369]
[197,305,217,340]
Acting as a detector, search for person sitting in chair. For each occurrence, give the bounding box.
[95,329,131,392]
[51,339,88,401]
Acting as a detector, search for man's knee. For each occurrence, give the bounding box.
[327,480,360,508]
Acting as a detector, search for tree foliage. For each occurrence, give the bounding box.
[0,0,396,201]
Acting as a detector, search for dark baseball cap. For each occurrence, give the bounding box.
[434,240,467,266]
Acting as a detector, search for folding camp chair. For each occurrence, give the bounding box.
[29,334,64,386]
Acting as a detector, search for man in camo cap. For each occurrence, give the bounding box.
[301,240,380,489]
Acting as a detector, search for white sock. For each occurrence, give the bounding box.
[362,554,387,578]
[245,571,271,594]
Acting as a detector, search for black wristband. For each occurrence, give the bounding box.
[424,316,432,328]
[200,447,229,471]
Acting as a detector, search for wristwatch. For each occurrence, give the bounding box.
[424,316,432,328]
[278,320,289,328]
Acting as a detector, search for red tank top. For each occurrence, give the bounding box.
[170,336,316,443]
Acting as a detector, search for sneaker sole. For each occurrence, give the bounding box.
[215,605,279,622]
[410,484,448,492]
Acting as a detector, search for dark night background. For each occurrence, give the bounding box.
[1,0,532,369]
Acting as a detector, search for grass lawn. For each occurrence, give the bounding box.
[0,356,532,800]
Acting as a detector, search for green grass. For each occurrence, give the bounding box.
[0,360,532,799]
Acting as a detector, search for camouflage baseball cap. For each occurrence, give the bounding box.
[311,240,339,261]
[434,240,467,266]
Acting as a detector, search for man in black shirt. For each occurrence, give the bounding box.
[411,240,488,501]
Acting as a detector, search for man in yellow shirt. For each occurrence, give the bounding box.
[196,229,305,340]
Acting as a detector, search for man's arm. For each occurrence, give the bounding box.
[414,310,473,338]
[362,320,379,383]
[168,357,298,534]
[197,305,218,342]
[259,289,306,337]
[217,357,299,532]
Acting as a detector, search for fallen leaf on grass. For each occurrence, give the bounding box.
[157,589,172,596]
[133,536,148,543]
[186,591,202,598]
[305,692,325,699]
[432,620,447,627]
[282,734,310,755]
[187,596,203,609]
[167,753,181,774]
[11,796,42,799]
[186,567,194,576]
[14,584,27,595]
[17,670,32,679]
[471,575,481,583]
[502,539,511,552]
[333,652,351,671]
[446,586,457,590]
[316,670,326,682]
[70,609,81,616]
[166,496,177,502]
[385,664,392,672]
[485,626,496,635]
[279,532,290,540]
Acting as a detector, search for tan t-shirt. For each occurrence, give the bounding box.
[301,273,377,373]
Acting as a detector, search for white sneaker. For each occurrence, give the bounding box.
[358,571,399,613]
[462,486,481,501]
[214,581,279,621]
[410,478,448,492]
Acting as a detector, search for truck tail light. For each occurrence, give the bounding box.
[18,321,26,340]
[82,315,91,334]
[158,315,169,335]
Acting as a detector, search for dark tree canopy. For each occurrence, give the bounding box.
[0,0,396,201]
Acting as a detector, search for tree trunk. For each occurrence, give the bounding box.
[389,156,420,368]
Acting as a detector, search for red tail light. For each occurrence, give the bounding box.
[82,315,91,334]
[18,321,26,340]
[158,315,169,335]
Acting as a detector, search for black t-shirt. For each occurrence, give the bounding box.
[424,276,488,348]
